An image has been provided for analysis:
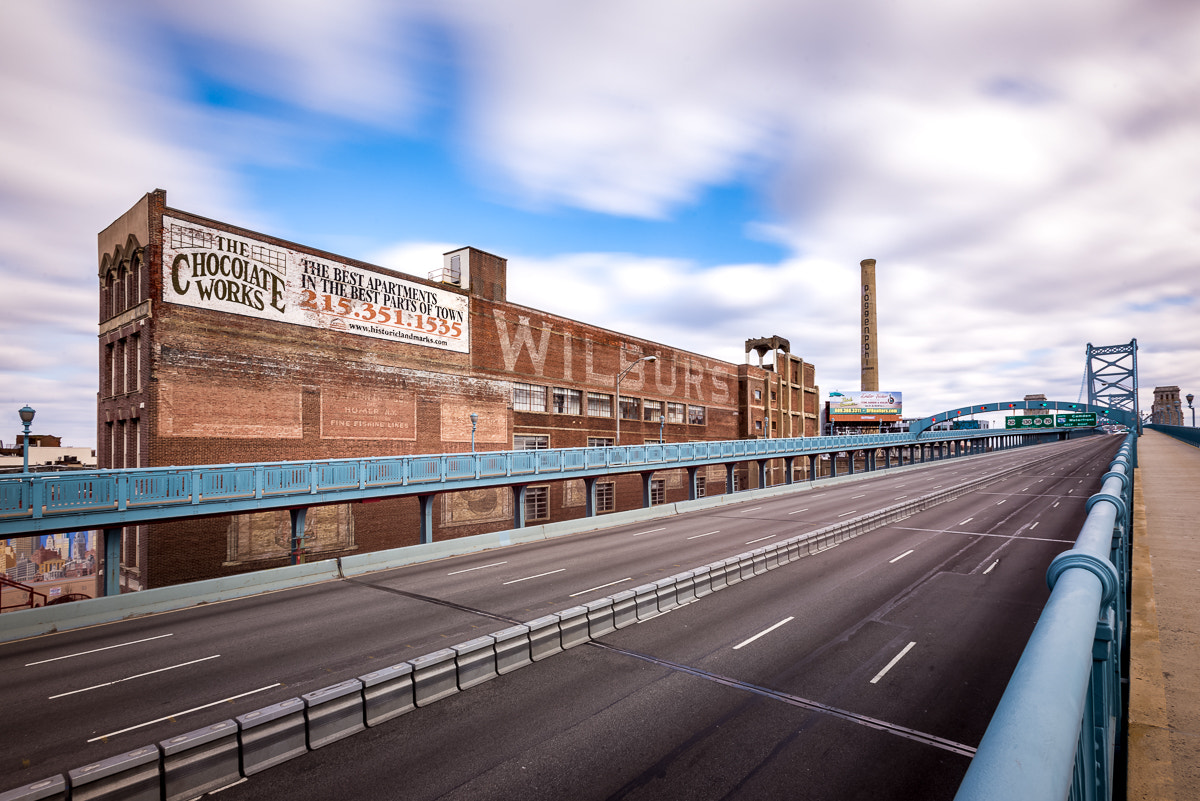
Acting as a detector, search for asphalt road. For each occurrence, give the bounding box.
[0,435,1121,794]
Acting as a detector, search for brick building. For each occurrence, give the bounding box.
[1151,386,1183,426]
[98,190,820,590]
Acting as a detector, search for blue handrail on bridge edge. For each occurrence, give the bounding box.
[955,433,1134,801]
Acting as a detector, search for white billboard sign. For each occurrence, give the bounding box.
[161,216,469,353]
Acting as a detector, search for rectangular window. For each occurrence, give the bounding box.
[104,343,114,398]
[619,396,640,420]
[755,419,763,431]
[588,392,613,418]
[642,399,662,422]
[513,382,548,412]
[596,482,615,512]
[552,387,582,415]
[131,333,141,392]
[650,479,665,506]
[687,405,706,425]
[587,437,614,448]
[513,434,549,450]
[754,389,762,400]
[644,438,663,444]
[524,486,549,521]
[666,402,685,424]
[695,476,706,498]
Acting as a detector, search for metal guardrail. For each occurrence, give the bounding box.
[1145,423,1200,448]
[954,433,1134,801]
[0,428,1050,538]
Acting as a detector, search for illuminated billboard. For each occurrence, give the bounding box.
[828,391,903,422]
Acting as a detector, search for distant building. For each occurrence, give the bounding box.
[97,190,822,589]
[1152,386,1183,425]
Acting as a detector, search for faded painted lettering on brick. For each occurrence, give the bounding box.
[162,216,470,353]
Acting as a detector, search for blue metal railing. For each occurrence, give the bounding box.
[1145,423,1200,448]
[0,427,1061,538]
[955,433,1134,801]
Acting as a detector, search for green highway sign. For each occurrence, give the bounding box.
[1005,415,1056,429]
[1056,413,1098,427]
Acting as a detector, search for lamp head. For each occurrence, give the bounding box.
[18,405,35,425]
[470,412,478,425]
[1188,393,1195,406]
[644,355,657,363]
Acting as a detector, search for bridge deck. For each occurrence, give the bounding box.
[1130,429,1200,799]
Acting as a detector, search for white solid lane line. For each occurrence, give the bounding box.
[983,560,999,575]
[741,507,762,513]
[746,534,777,545]
[851,494,866,499]
[447,561,507,576]
[837,511,858,517]
[50,654,221,700]
[502,569,566,585]
[87,683,282,743]
[733,617,795,650]
[996,499,1006,505]
[889,550,915,564]
[870,642,917,684]
[569,578,632,597]
[25,634,174,667]
[687,531,720,540]
[787,508,809,515]
[632,527,666,537]
[959,518,974,525]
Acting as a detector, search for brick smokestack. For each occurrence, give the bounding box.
[861,259,878,392]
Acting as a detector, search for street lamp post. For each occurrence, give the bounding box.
[659,413,665,443]
[1188,393,1195,427]
[18,405,35,474]
[470,412,478,453]
[615,355,656,445]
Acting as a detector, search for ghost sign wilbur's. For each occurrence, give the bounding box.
[828,391,903,421]
[162,216,469,353]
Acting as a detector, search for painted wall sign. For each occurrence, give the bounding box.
[162,216,469,353]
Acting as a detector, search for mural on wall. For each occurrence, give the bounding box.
[225,505,355,563]
[442,488,512,527]
[163,216,469,353]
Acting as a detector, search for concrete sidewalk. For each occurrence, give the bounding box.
[1129,430,1200,800]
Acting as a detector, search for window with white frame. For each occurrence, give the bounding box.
[666,402,685,424]
[587,437,614,448]
[512,382,547,412]
[695,476,706,498]
[687,405,706,425]
[588,392,613,418]
[514,434,549,450]
[650,478,666,505]
[553,387,582,415]
[524,486,549,521]
[642,399,663,422]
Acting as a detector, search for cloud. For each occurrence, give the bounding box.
[3,0,1198,448]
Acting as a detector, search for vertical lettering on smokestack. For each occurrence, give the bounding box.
[860,259,878,392]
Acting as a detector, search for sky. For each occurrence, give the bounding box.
[2,0,1198,448]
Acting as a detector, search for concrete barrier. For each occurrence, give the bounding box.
[237,697,307,776]
[453,635,498,690]
[653,577,679,612]
[609,590,638,628]
[303,679,366,749]
[692,565,713,598]
[68,744,160,801]
[556,606,591,649]
[491,624,532,674]
[359,662,414,726]
[410,648,460,706]
[632,583,660,621]
[0,777,66,801]
[159,720,240,801]
[584,598,616,638]
[527,614,564,660]
[674,571,697,604]
[706,560,729,591]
